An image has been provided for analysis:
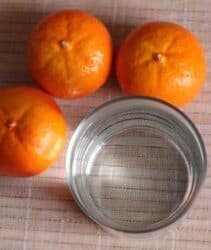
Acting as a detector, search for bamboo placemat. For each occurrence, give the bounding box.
[0,0,211,249]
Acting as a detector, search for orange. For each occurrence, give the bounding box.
[116,22,206,107]
[0,86,67,177]
[26,10,112,99]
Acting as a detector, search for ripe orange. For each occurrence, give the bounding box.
[26,10,112,99]
[0,86,67,177]
[116,22,206,107]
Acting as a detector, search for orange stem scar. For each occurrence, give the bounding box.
[5,120,16,129]
[153,53,164,62]
[59,40,69,49]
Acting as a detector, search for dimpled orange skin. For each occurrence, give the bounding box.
[116,22,206,107]
[0,86,67,177]
[26,10,112,99]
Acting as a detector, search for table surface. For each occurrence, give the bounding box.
[0,0,211,249]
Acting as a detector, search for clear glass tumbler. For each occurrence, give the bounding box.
[66,97,207,236]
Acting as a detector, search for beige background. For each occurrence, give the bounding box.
[0,0,211,249]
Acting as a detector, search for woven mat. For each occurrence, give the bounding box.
[0,0,211,249]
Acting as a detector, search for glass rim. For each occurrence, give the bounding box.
[66,96,207,235]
